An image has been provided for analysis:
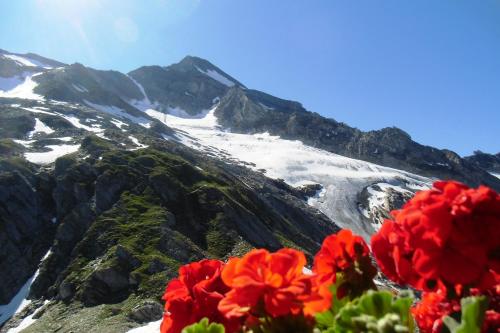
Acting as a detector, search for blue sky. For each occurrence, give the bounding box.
[1,0,499,156]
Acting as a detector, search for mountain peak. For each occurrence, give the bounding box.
[168,55,245,88]
[178,55,213,68]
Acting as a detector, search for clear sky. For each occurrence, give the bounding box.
[1,0,499,156]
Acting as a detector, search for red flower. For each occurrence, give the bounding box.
[218,248,330,320]
[160,259,238,333]
[313,229,377,298]
[371,181,500,292]
[414,286,500,333]
[473,285,500,333]
[411,290,459,333]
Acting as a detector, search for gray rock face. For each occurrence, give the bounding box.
[128,56,244,115]
[0,170,55,303]
[357,184,415,229]
[295,183,323,200]
[33,63,148,120]
[0,107,36,139]
[464,151,500,174]
[58,281,75,301]
[82,267,131,305]
[128,300,163,323]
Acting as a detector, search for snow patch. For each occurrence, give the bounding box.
[72,84,88,93]
[490,172,500,180]
[128,136,148,150]
[0,72,44,100]
[126,319,162,333]
[25,144,80,164]
[164,106,212,119]
[111,119,128,130]
[0,249,52,326]
[13,139,35,147]
[6,300,50,333]
[28,118,54,138]
[21,107,54,116]
[127,76,152,112]
[195,66,235,87]
[84,100,150,127]
[3,54,53,69]
[259,102,275,111]
[56,114,103,133]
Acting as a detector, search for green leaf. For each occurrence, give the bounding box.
[324,290,414,333]
[391,295,414,331]
[442,296,488,333]
[314,274,351,330]
[315,310,336,328]
[357,290,393,317]
[182,318,225,333]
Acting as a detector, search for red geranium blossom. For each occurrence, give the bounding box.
[313,229,377,298]
[371,180,500,292]
[413,286,500,333]
[411,290,460,333]
[160,259,238,333]
[472,285,500,332]
[218,248,330,319]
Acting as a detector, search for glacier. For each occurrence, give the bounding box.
[146,106,432,239]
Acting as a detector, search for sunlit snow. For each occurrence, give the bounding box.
[21,107,55,116]
[127,76,153,112]
[125,319,161,333]
[6,300,50,333]
[55,113,103,133]
[72,84,88,93]
[111,118,128,130]
[195,66,235,87]
[28,118,54,138]
[13,139,36,147]
[0,250,52,326]
[128,135,148,150]
[2,54,53,69]
[0,73,44,100]
[84,100,150,127]
[25,144,80,164]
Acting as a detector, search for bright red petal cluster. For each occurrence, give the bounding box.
[411,290,460,333]
[413,285,500,333]
[313,229,377,298]
[218,248,330,319]
[473,286,500,332]
[371,180,500,292]
[160,259,237,333]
